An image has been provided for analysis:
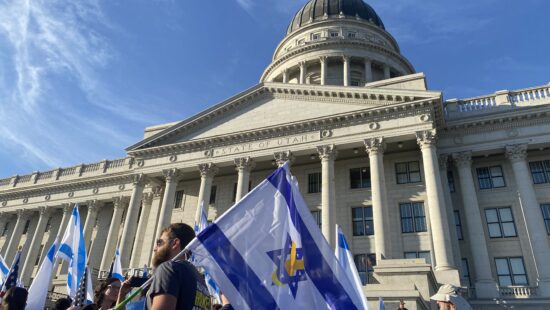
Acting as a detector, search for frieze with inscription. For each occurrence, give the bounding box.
[211,133,319,157]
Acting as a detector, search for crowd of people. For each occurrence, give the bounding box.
[0,223,470,309]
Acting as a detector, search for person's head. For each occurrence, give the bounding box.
[153,223,195,267]
[398,300,406,309]
[2,287,28,310]
[93,278,121,307]
[430,284,469,310]
[55,297,73,310]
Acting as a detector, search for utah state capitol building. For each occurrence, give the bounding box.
[1,0,550,309]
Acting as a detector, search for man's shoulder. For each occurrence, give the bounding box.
[156,260,199,276]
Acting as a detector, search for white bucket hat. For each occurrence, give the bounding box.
[430,284,473,310]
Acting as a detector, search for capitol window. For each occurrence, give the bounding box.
[395,161,421,184]
[1,223,8,236]
[495,257,528,286]
[22,219,30,234]
[485,207,517,238]
[476,166,506,189]
[350,167,371,189]
[311,210,322,229]
[454,210,463,240]
[175,190,184,209]
[352,206,373,236]
[400,202,427,233]
[529,160,550,184]
[308,172,322,193]
[404,251,431,264]
[209,186,217,205]
[347,32,356,38]
[447,170,456,192]
[330,31,339,38]
[311,32,321,40]
[354,253,376,285]
[461,258,472,286]
[541,204,550,234]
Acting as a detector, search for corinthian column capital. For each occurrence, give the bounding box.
[132,173,147,186]
[274,151,295,167]
[316,144,338,161]
[416,130,437,149]
[452,151,472,169]
[162,168,181,182]
[234,157,255,172]
[198,163,218,178]
[505,144,528,162]
[364,137,385,155]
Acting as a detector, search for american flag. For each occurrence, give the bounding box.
[0,249,21,297]
[72,266,89,307]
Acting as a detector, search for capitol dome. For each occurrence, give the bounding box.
[261,0,414,86]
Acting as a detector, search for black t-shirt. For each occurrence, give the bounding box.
[146,260,211,310]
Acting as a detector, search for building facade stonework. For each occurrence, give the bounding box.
[1,1,550,309]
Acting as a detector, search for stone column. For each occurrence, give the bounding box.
[416,130,455,273]
[274,151,295,168]
[505,144,550,295]
[5,210,29,263]
[282,69,289,83]
[320,56,327,85]
[155,169,181,241]
[317,145,338,247]
[364,138,389,260]
[130,192,154,268]
[100,197,126,271]
[195,164,218,224]
[82,200,99,250]
[438,155,461,269]
[234,157,255,202]
[453,152,499,297]
[383,64,391,79]
[0,213,12,256]
[119,174,146,268]
[143,186,164,266]
[343,56,350,86]
[364,58,373,83]
[21,207,49,284]
[299,61,306,84]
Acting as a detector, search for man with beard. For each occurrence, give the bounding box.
[146,223,211,310]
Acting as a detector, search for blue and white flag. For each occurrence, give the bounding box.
[194,201,208,234]
[111,248,124,282]
[27,240,58,310]
[187,162,363,309]
[0,254,9,285]
[57,205,87,298]
[379,297,385,310]
[0,249,21,294]
[335,224,369,310]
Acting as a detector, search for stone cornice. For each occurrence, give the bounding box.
[0,174,135,202]
[127,83,438,154]
[262,39,414,82]
[441,105,550,136]
[128,95,439,158]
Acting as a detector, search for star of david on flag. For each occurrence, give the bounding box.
[187,162,364,309]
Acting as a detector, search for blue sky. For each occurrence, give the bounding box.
[0,0,548,178]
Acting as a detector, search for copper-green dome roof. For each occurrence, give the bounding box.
[287,0,385,34]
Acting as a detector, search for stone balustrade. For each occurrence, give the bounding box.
[499,286,538,298]
[444,83,550,119]
[0,157,134,190]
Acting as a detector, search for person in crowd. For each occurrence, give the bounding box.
[211,304,222,310]
[94,277,122,310]
[430,284,473,310]
[146,223,211,310]
[55,297,73,310]
[396,299,408,310]
[0,287,28,310]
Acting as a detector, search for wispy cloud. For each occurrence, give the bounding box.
[0,0,159,173]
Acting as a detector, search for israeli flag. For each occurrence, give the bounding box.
[112,248,124,281]
[0,254,9,285]
[335,224,369,310]
[194,201,208,234]
[57,205,87,298]
[187,162,363,309]
[27,240,58,310]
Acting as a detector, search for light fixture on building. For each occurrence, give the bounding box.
[397,142,403,148]
[310,154,316,160]
[353,148,359,154]
[271,160,276,166]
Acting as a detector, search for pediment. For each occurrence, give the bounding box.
[126,81,440,153]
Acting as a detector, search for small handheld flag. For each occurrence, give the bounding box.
[73,266,89,307]
[27,239,59,310]
[0,248,22,296]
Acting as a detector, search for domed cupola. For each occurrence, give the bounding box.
[261,0,415,86]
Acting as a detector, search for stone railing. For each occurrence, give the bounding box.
[98,266,151,280]
[499,286,538,298]
[0,157,135,190]
[445,83,550,120]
